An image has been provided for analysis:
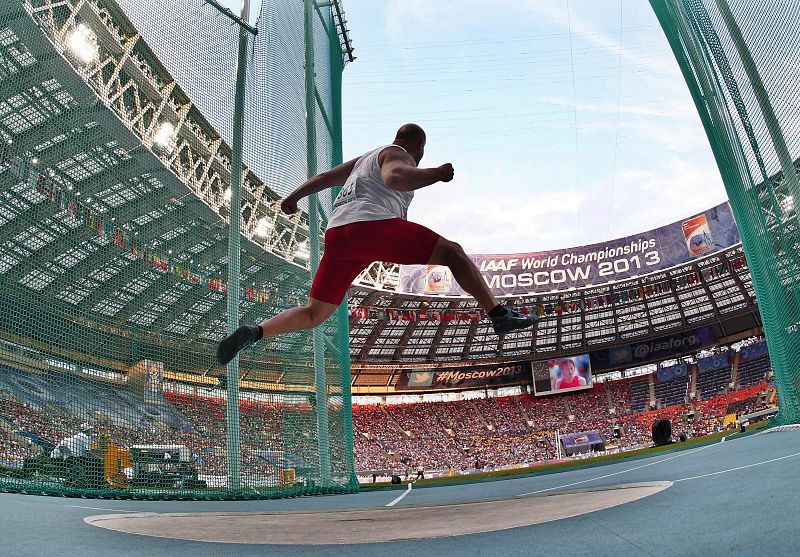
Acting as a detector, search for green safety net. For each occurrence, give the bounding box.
[649,0,800,425]
[0,0,356,499]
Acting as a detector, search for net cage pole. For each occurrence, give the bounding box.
[205,0,256,491]
[328,10,358,488]
[648,0,800,425]
[305,0,331,485]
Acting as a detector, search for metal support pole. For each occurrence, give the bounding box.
[305,0,331,486]
[329,15,357,487]
[223,0,251,492]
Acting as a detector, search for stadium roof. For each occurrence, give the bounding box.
[0,0,346,379]
[0,0,770,395]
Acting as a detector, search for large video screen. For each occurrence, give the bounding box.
[532,354,593,396]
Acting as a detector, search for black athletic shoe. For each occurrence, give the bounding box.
[491,307,538,335]
[217,325,261,365]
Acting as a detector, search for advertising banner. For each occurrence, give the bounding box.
[590,326,717,371]
[560,430,604,449]
[398,202,739,296]
[739,341,768,362]
[395,361,532,391]
[697,352,732,373]
[656,362,689,382]
[560,430,605,456]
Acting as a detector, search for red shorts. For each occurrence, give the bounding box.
[310,218,441,305]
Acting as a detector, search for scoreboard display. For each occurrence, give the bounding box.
[533,354,593,396]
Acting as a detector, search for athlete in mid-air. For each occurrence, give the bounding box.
[217,123,536,365]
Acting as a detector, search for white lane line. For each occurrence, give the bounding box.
[673,450,800,482]
[516,444,714,497]
[68,505,142,513]
[386,481,413,507]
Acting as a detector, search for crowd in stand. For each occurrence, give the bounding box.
[350,355,774,472]
[0,350,776,478]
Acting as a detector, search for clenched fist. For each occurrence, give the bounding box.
[437,163,454,182]
[280,197,298,215]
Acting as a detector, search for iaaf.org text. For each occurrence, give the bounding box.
[633,334,700,359]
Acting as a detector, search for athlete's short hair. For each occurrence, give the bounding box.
[395,123,426,143]
[558,358,576,369]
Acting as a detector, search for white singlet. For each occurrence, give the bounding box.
[327,144,414,230]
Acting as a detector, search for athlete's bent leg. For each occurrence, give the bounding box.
[217,228,360,366]
[426,237,536,335]
[216,299,339,365]
[427,237,498,311]
[257,298,339,337]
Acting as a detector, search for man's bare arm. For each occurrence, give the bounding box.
[380,149,454,192]
[281,157,360,214]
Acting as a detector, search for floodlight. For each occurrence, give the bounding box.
[153,122,176,149]
[66,24,98,64]
[781,195,794,213]
[254,217,273,237]
[295,241,309,260]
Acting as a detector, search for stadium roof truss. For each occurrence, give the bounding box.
[0,0,770,393]
[0,0,326,359]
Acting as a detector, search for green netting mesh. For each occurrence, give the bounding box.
[650,0,800,425]
[0,0,356,499]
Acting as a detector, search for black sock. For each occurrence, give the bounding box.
[252,324,263,341]
[488,304,507,318]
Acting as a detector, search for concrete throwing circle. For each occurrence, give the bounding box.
[85,481,671,545]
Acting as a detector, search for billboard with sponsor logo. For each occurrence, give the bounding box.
[560,430,605,456]
[395,362,532,391]
[397,202,739,296]
[697,351,732,373]
[656,362,689,382]
[590,326,717,371]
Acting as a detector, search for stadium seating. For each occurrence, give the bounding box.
[0,365,194,433]
[606,378,633,415]
[655,375,690,407]
[496,396,531,432]
[0,341,776,476]
[696,365,732,399]
[737,355,770,387]
[628,376,651,412]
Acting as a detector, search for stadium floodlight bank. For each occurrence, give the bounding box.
[0,0,356,500]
